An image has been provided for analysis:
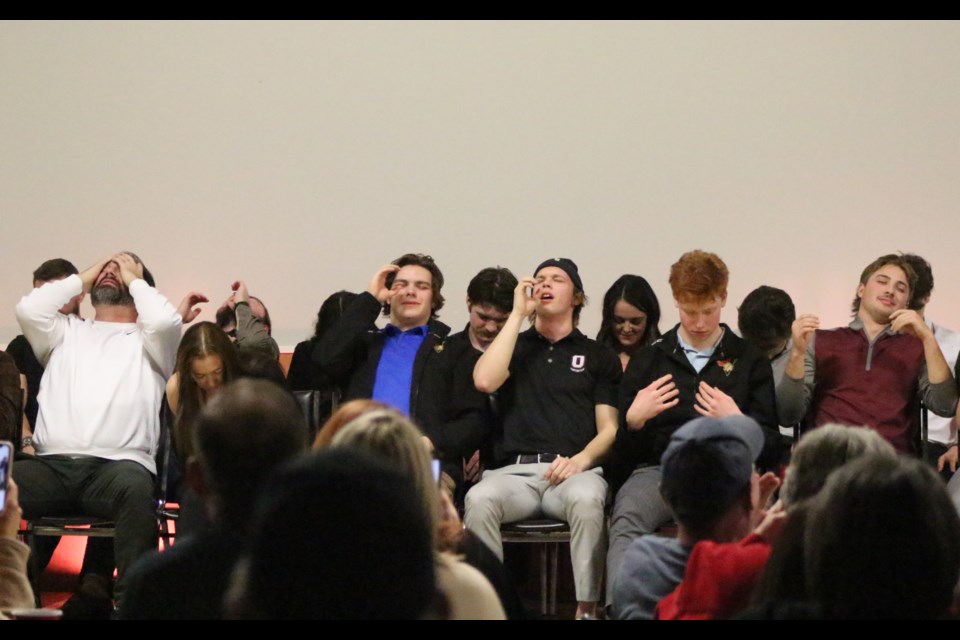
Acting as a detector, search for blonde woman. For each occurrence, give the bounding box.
[332,409,507,620]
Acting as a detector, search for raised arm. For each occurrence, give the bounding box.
[314,266,398,381]
[15,274,87,365]
[229,280,279,359]
[890,309,958,417]
[473,277,535,394]
[176,291,208,325]
[776,314,819,426]
[117,253,182,378]
[15,252,111,363]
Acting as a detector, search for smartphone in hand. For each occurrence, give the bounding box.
[0,440,12,515]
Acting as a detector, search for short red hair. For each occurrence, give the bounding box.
[669,250,729,303]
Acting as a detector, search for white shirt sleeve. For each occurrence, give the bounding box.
[14,274,83,366]
[129,279,182,379]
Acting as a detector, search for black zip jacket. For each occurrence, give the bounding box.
[606,324,782,494]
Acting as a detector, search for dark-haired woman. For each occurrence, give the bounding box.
[596,275,661,371]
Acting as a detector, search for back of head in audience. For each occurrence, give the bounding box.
[330,408,438,548]
[737,285,796,359]
[805,455,960,619]
[312,398,391,450]
[750,425,897,608]
[780,423,896,508]
[227,447,437,619]
[191,378,308,529]
[659,414,764,542]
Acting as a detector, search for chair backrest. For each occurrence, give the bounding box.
[292,389,339,443]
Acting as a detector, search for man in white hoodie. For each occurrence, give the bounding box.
[13,252,181,605]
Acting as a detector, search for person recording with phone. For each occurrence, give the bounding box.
[0,453,35,618]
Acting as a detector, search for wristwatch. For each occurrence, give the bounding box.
[21,436,33,449]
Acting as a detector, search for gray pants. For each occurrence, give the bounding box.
[463,462,607,603]
[606,465,672,605]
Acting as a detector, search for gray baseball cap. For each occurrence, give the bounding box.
[660,414,765,511]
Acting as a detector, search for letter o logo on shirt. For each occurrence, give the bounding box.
[570,354,586,373]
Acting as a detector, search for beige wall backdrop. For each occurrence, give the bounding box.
[2,21,958,349]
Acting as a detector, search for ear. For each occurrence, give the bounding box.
[186,456,209,498]
[720,292,728,308]
[856,282,866,300]
[466,295,472,312]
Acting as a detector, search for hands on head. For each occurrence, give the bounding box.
[368,265,400,304]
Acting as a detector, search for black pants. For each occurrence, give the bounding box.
[14,455,157,601]
[924,441,956,483]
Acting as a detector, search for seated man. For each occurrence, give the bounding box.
[738,285,799,446]
[606,250,781,606]
[610,414,776,620]
[897,254,960,477]
[777,253,958,454]
[465,258,621,619]
[118,379,308,619]
[13,252,181,605]
[215,280,279,359]
[313,254,454,446]
[427,266,517,489]
[737,285,796,389]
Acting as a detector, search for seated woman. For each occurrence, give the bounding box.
[596,275,661,371]
[165,322,241,536]
[330,409,508,619]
